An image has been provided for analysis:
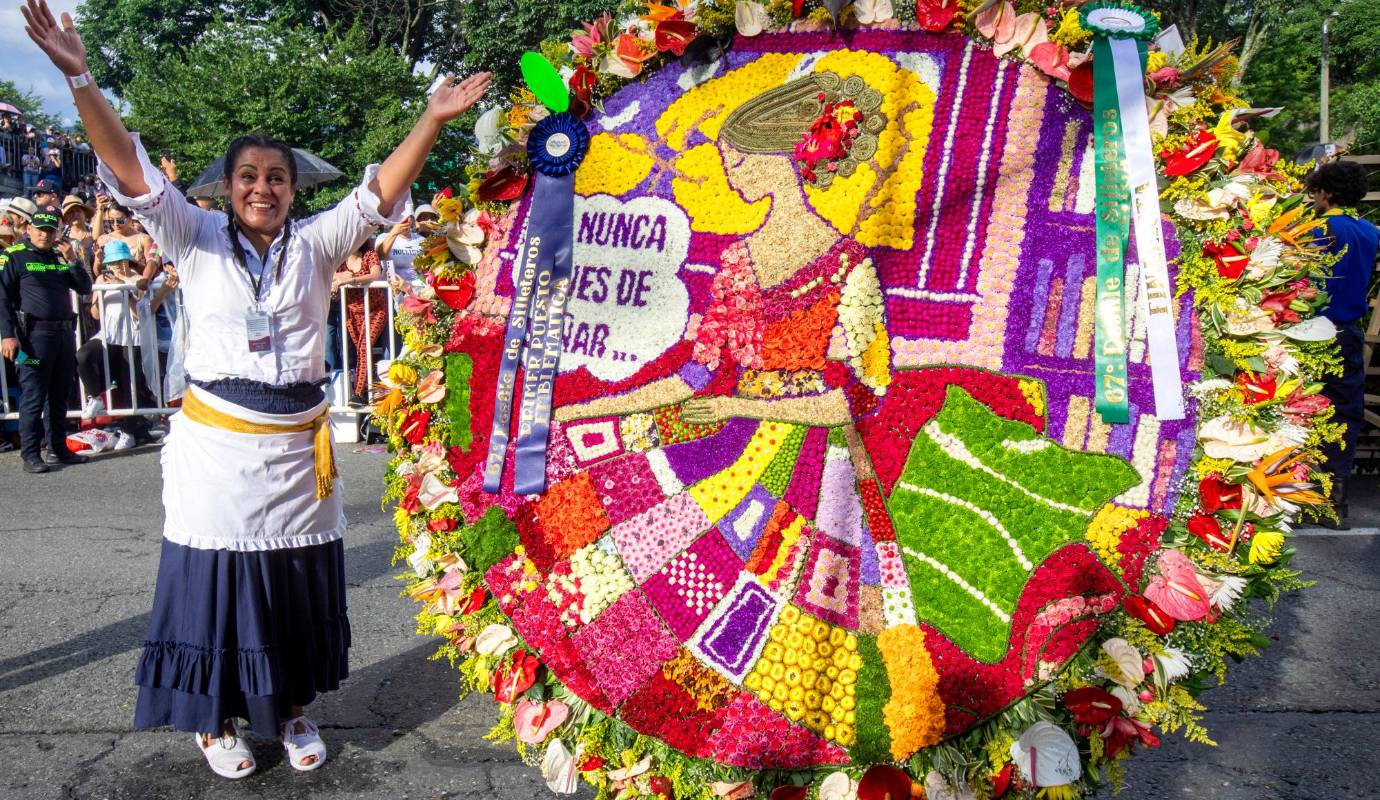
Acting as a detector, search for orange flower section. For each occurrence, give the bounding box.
[877,624,946,760]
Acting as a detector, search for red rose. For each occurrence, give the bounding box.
[1124,593,1176,635]
[649,775,675,798]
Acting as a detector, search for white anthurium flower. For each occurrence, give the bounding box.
[1010,722,1080,786]
[1278,316,1338,342]
[394,458,418,477]
[735,1,769,36]
[408,532,434,578]
[1110,684,1142,714]
[924,771,976,800]
[819,771,859,800]
[605,755,652,782]
[854,0,894,24]
[413,445,448,477]
[474,623,518,657]
[1198,415,1279,461]
[475,106,507,155]
[1101,637,1146,688]
[541,739,580,794]
[418,472,460,510]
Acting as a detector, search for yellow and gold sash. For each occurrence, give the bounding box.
[180,389,338,499]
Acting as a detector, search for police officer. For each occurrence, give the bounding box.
[0,206,93,473]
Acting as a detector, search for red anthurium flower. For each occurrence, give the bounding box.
[791,0,806,16]
[1067,58,1094,105]
[915,0,958,32]
[649,775,675,798]
[476,165,529,202]
[493,650,539,703]
[1063,685,1124,727]
[578,754,605,772]
[461,586,487,615]
[770,787,807,800]
[432,271,476,311]
[438,186,454,199]
[858,764,912,800]
[1124,593,1176,635]
[569,65,598,102]
[1202,240,1249,279]
[1235,371,1278,405]
[1199,474,1243,513]
[1235,140,1284,180]
[991,763,1013,798]
[654,19,698,56]
[1162,129,1218,177]
[1260,285,1303,324]
[401,410,431,445]
[1187,514,1234,552]
[427,516,457,533]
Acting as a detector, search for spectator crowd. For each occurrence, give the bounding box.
[1,124,437,460]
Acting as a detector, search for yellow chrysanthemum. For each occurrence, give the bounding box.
[1248,530,1286,564]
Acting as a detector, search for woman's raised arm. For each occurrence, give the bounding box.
[371,73,492,217]
[21,0,147,196]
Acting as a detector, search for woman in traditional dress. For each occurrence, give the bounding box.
[22,0,490,778]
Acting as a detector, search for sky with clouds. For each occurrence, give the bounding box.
[1,0,84,125]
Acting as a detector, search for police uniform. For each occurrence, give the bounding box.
[0,209,93,469]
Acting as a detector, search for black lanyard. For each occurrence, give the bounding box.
[233,228,290,307]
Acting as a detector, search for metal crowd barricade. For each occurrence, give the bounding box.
[328,279,399,420]
[2,281,398,440]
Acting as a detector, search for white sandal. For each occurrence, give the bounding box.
[194,726,256,779]
[281,715,327,771]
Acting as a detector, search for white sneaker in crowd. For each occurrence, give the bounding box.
[81,396,106,420]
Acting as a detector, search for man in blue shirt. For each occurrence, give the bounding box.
[1306,160,1379,527]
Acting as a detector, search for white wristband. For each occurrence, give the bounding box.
[66,71,93,90]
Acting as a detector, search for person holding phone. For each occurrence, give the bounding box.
[22,0,490,778]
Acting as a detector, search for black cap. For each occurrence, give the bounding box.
[31,206,60,230]
[31,178,60,197]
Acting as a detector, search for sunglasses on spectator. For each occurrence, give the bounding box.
[112,215,130,224]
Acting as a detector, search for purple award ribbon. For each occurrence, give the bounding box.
[482,113,588,495]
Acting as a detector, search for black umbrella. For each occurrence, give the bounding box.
[185,148,346,198]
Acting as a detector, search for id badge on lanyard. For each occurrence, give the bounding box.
[246,307,272,352]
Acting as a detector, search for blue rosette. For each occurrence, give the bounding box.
[527,112,590,177]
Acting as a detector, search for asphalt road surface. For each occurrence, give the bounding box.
[0,447,1375,800]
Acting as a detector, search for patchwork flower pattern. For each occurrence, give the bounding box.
[382,17,1330,800]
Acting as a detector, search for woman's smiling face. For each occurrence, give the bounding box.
[225,146,296,235]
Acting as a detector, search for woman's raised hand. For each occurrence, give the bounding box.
[425,73,493,125]
[21,0,89,77]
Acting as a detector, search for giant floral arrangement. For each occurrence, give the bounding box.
[374,1,1340,798]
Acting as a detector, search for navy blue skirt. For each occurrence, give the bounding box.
[133,537,351,737]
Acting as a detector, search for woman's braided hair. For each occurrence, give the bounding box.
[222,134,296,280]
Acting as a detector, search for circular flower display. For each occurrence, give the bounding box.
[378,3,1337,798]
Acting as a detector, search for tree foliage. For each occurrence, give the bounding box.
[1156,0,1380,157]
[76,0,467,97]
[453,0,624,98]
[121,20,463,210]
[0,79,62,130]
